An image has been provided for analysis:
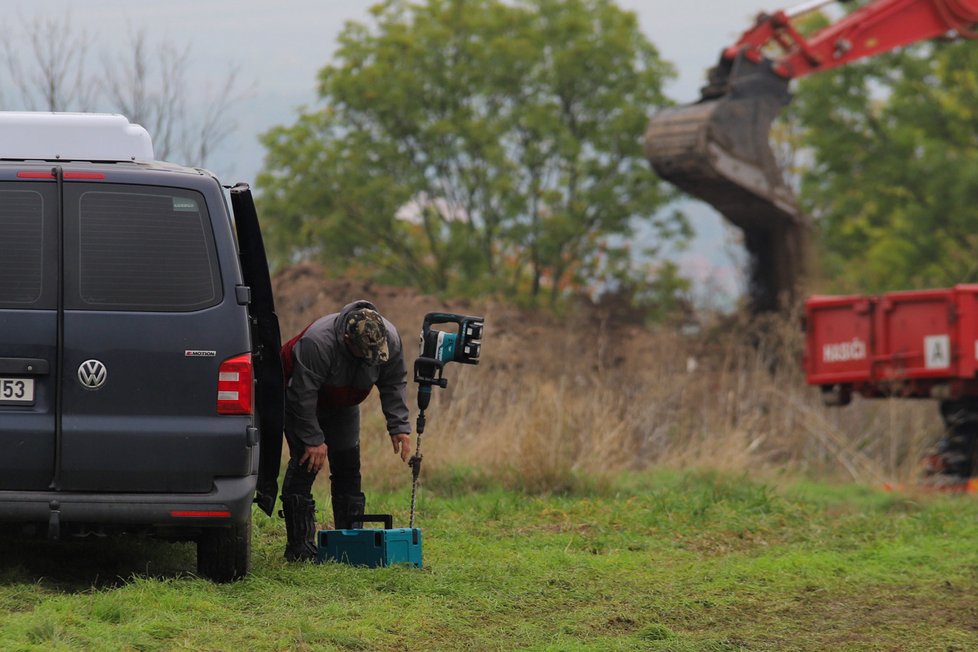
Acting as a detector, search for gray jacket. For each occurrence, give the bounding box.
[283,300,410,447]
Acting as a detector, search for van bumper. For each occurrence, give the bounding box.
[0,476,257,527]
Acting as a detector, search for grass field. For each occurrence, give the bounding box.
[1,470,976,651]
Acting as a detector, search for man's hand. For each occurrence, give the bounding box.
[299,443,327,473]
[390,433,412,462]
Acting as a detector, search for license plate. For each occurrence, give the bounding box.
[0,377,34,404]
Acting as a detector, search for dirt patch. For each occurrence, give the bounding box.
[512,523,594,535]
[705,582,978,650]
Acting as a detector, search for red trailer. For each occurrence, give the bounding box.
[805,285,978,404]
[806,286,978,489]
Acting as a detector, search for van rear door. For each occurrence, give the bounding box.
[0,179,58,490]
[57,180,253,492]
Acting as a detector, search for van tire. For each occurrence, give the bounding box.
[197,513,252,582]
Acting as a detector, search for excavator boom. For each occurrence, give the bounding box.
[646,0,978,312]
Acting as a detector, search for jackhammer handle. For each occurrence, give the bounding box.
[414,357,448,387]
[422,312,483,328]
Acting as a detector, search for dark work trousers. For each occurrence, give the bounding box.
[282,405,362,501]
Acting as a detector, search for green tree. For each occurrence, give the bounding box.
[257,0,683,303]
[791,40,978,293]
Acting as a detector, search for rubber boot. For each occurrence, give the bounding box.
[331,492,366,530]
[280,494,318,562]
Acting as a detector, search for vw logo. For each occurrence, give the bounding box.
[77,360,107,390]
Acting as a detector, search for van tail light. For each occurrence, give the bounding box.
[217,354,253,415]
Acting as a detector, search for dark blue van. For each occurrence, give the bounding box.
[0,113,282,582]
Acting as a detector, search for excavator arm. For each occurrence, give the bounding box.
[646,0,978,312]
[731,0,978,80]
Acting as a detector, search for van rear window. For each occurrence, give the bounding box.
[0,190,45,306]
[74,189,221,311]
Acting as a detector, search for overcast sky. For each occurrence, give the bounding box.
[8,0,783,299]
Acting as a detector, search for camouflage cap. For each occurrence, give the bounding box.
[345,308,390,365]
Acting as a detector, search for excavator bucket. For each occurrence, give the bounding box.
[645,53,810,312]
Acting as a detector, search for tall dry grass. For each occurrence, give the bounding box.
[274,264,941,493]
[354,304,944,494]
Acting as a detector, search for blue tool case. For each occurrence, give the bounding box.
[316,514,422,568]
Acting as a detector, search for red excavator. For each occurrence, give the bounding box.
[645,0,978,312]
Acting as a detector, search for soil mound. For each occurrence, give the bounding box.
[271,262,662,376]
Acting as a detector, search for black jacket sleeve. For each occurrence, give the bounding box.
[283,339,329,447]
[377,338,411,436]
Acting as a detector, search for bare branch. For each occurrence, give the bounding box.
[2,14,246,169]
[6,12,95,111]
[101,32,192,161]
[180,64,248,167]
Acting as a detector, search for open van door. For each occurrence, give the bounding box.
[229,184,283,516]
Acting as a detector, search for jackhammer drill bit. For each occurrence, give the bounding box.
[408,426,423,529]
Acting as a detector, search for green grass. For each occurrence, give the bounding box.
[1,471,977,651]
